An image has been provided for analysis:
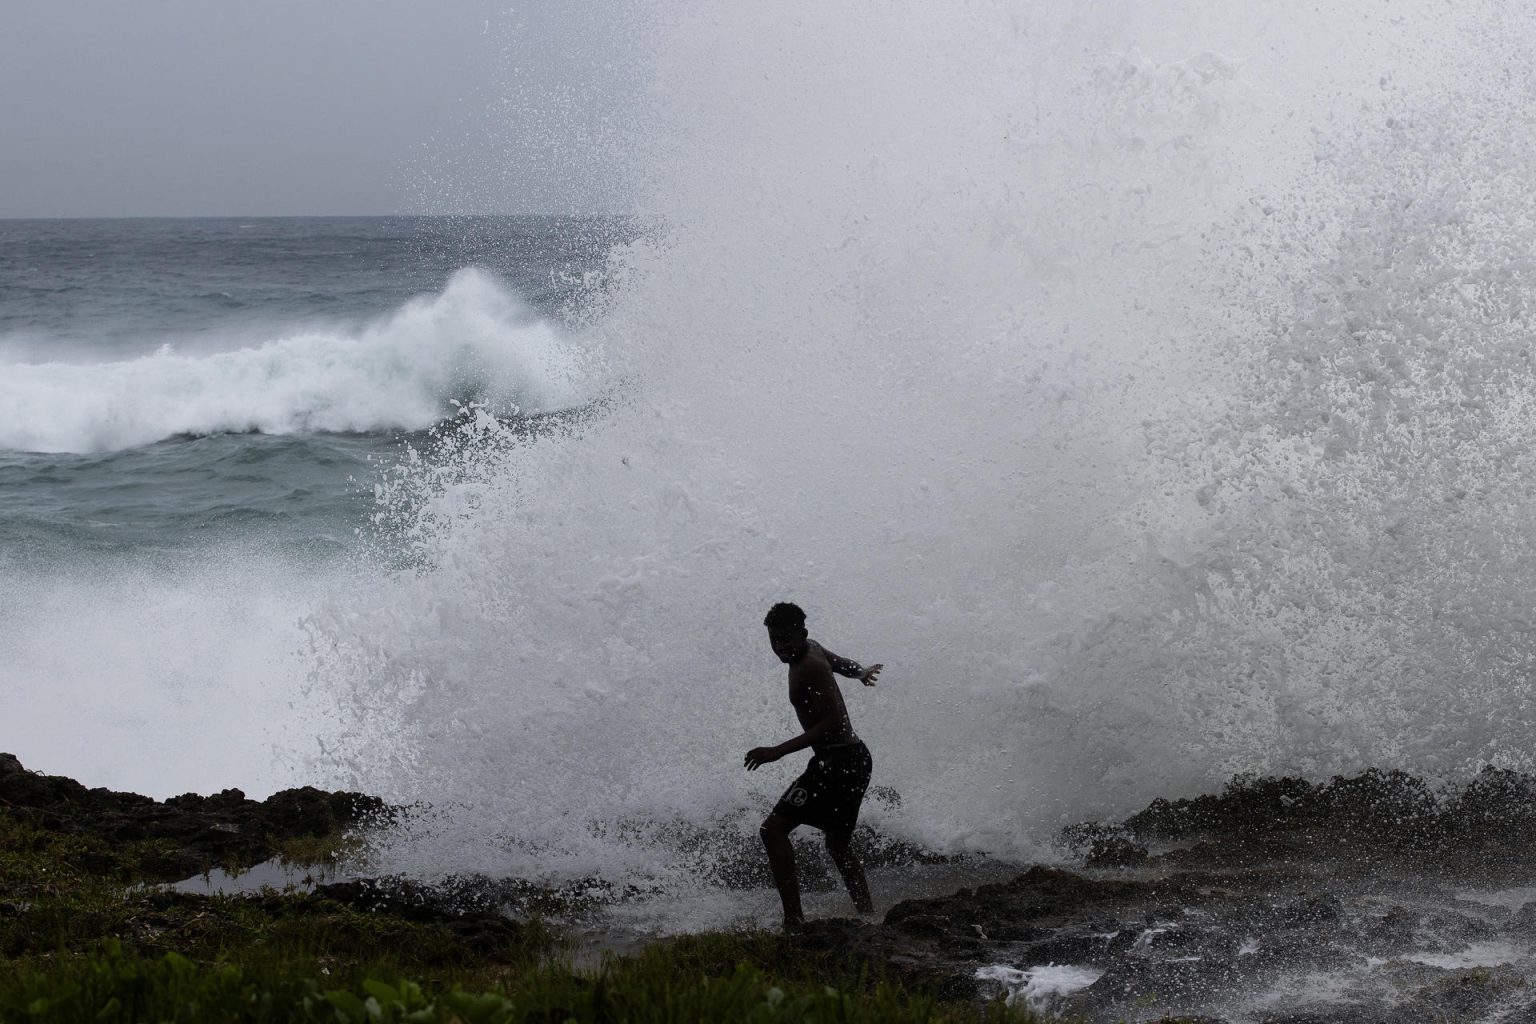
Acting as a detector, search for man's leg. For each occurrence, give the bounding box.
[760,813,804,929]
[824,828,873,915]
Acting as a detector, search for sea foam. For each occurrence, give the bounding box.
[298,0,1536,892]
[0,268,587,454]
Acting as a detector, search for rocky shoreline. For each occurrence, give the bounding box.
[11,756,1536,1022]
[0,752,386,882]
[821,769,1536,1022]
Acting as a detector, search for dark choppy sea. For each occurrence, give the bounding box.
[0,217,627,568]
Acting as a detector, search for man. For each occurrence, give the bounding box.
[745,602,883,930]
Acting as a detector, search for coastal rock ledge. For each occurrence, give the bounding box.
[13,754,1536,1022]
[798,768,1536,1023]
[0,752,384,881]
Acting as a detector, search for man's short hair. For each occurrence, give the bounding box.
[764,602,807,631]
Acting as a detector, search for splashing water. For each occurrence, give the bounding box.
[303,0,1536,893]
[0,268,582,454]
[976,963,1105,1017]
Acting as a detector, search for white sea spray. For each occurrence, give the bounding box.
[295,0,1536,897]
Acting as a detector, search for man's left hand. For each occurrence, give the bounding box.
[744,747,780,771]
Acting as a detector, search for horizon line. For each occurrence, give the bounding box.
[0,212,637,222]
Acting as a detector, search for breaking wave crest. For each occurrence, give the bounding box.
[0,268,586,454]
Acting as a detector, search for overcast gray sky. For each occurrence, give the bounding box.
[0,1,642,217]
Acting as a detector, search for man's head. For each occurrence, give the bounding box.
[764,602,809,664]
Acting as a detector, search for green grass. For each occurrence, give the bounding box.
[270,827,371,873]
[1,939,1031,1023]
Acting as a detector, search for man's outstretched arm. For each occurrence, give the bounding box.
[819,643,883,687]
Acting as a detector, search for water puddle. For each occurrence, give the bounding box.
[173,858,350,895]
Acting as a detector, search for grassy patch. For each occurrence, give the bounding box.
[1,940,1032,1023]
[270,827,370,872]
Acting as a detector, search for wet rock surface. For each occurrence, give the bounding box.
[789,869,1536,1021]
[775,768,1536,1022]
[0,752,386,881]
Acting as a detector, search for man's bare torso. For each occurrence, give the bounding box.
[788,641,860,752]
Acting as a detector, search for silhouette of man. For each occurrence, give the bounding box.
[745,602,883,930]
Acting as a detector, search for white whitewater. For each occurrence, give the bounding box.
[301,0,1536,899]
[0,268,581,453]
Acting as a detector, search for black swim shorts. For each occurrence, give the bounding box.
[772,741,872,834]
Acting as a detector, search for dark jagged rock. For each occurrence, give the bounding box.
[1122,774,1322,839]
[1271,893,1343,928]
[307,880,531,956]
[1393,966,1527,1023]
[1359,906,1418,953]
[0,752,387,881]
[832,759,1536,1023]
[1086,834,1150,868]
[316,872,644,919]
[1102,765,1536,867]
[884,866,1154,945]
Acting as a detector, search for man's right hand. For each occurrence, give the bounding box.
[859,663,883,687]
[745,747,781,771]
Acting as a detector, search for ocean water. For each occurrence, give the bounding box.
[0,216,627,795]
[0,217,623,555]
[12,0,1536,928]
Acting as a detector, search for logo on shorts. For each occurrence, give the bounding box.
[788,787,808,807]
